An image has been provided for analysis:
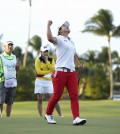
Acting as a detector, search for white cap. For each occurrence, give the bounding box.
[58,21,70,29]
[41,45,49,52]
[5,41,14,46]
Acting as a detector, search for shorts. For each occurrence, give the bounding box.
[34,79,53,94]
[0,82,16,105]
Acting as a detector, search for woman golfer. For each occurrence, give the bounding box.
[45,20,87,125]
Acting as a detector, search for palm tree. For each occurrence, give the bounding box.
[23,0,32,67]
[29,35,42,56]
[82,9,120,99]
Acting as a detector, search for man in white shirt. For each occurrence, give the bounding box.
[0,41,19,117]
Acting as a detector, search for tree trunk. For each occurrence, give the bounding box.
[23,0,32,67]
[108,36,113,99]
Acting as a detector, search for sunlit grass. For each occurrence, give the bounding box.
[7,100,120,117]
[0,100,120,134]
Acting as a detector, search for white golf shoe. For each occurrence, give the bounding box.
[45,114,56,124]
[73,117,86,125]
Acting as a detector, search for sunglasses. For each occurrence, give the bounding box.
[43,50,48,52]
[8,43,13,46]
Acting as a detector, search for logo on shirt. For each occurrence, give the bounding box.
[71,41,75,45]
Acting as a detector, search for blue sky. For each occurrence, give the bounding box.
[0,0,120,55]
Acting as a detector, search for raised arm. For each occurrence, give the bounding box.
[47,20,57,45]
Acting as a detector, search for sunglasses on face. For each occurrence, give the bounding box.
[43,50,48,53]
[8,43,13,46]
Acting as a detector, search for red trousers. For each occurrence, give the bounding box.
[46,71,80,119]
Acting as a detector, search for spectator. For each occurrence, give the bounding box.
[34,45,63,117]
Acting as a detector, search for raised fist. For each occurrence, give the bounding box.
[48,20,53,26]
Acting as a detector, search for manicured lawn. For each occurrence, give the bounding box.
[0,100,120,134]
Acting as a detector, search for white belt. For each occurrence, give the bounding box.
[56,68,74,72]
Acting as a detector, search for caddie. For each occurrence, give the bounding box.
[0,41,19,117]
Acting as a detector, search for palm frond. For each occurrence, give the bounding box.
[82,9,116,36]
[112,25,120,37]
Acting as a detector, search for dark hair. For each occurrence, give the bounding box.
[58,27,62,35]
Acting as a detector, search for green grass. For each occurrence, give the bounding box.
[0,100,120,134]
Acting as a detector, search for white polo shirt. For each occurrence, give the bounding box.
[54,35,76,71]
